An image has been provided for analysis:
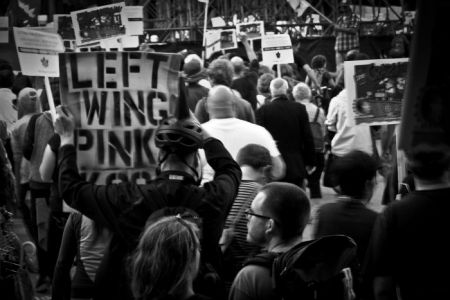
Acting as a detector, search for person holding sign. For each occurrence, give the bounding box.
[53,78,241,300]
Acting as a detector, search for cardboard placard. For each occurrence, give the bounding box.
[121,6,144,36]
[71,2,126,46]
[261,34,294,65]
[205,29,237,59]
[13,27,64,77]
[344,58,409,126]
[59,51,182,184]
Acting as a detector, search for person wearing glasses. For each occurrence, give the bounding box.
[53,78,242,300]
[229,182,311,300]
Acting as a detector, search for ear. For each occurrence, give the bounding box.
[265,219,275,235]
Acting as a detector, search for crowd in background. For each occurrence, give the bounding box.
[1,2,450,300]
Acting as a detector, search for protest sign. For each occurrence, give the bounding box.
[236,21,264,40]
[261,33,294,65]
[219,29,238,51]
[344,58,409,126]
[71,2,126,46]
[59,51,182,184]
[205,30,221,59]
[13,27,64,77]
[121,6,144,36]
[54,14,76,40]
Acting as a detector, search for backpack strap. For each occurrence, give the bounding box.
[313,106,320,123]
[22,113,42,161]
[243,251,279,273]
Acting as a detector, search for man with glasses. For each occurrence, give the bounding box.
[229,182,311,300]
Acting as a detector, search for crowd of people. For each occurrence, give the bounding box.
[1,2,449,300]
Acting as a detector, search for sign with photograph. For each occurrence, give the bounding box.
[344,58,409,126]
[219,29,237,51]
[261,33,294,65]
[54,14,76,40]
[59,51,182,184]
[13,27,64,77]
[71,2,126,46]
[205,29,237,59]
[236,21,264,40]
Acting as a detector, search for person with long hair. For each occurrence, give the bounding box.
[131,215,209,300]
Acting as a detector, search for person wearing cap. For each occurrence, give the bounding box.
[182,56,209,112]
[11,87,40,219]
[53,77,241,300]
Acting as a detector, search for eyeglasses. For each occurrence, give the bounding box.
[245,208,271,220]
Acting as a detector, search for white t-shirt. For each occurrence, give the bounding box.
[200,118,281,184]
[325,89,373,157]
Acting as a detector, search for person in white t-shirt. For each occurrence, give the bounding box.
[199,85,285,185]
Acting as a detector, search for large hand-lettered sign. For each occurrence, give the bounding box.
[59,51,182,184]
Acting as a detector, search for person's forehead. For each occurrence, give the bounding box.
[251,192,267,211]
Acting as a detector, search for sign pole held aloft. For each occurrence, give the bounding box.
[200,0,209,64]
[44,76,56,121]
[277,64,282,78]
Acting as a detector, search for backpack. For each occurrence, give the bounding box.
[22,113,43,161]
[310,107,324,152]
[244,235,357,300]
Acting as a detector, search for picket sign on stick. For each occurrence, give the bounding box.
[44,77,57,121]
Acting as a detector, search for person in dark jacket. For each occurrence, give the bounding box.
[256,77,315,188]
[53,81,242,300]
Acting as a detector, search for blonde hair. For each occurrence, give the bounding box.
[131,215,200,300]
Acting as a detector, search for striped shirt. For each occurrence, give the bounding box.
[224,181,263,278]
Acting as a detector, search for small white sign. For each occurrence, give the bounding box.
[121,6,144,36]
[261,34,294,65]
[13,27,65,77]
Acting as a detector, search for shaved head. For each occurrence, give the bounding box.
[207,85,235,119]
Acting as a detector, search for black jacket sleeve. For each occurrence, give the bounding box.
[52,212,80,300]
[299,105,316,166]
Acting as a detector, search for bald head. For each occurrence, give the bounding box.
[206,85,235,119]
[270,78,289,97]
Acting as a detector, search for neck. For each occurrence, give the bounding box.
[241,165,263,182]
[298,99,310,104]
[267,236,302,253]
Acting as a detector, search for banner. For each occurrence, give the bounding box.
[344,58,409,126]
[13,27,65,77]
[59,51,182,184]
[71,2,126,46]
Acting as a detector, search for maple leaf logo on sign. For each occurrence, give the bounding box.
[276,52,281,59]
[41,57,49,68]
